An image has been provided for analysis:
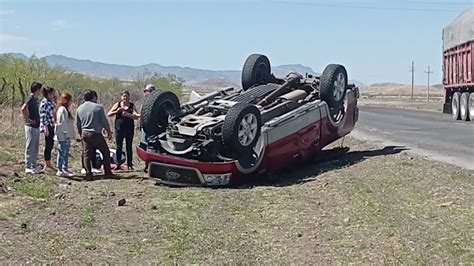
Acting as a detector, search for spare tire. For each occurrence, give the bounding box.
[320,64,348,109]
[141,90,180,136]
[241,54,272,91]
[222,103,262,155]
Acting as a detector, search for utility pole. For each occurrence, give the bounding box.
[409,61,415,100]
[425,66,433,102]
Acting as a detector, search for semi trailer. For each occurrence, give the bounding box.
[442,7,474,121]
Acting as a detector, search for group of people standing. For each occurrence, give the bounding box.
[21,82,74,176]
[21,81,156,181]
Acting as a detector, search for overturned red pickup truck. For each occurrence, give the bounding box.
[137,54,359,186]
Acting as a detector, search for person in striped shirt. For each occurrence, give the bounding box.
[39,86,56,172]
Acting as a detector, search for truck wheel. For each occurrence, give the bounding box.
[320,64,348,109]
[141,90,180,136]
[460,92,470,121]
[469,93,474,123]
[451,92,461,120]
[241,54,272,91]
[222,103,262,155]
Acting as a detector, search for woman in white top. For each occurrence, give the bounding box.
[54,92,76,177]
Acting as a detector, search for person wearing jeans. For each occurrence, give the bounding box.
[54,92,75,177]
[21,82,43,174]
[107,90,140,170]
[39,86,56,172]
[77,90,116,181]
[57,140,70,174]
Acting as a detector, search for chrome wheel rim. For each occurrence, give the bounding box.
[460,95,467,117]
[452,95,459,115]
[238,113,258,146]
[333,73,346,101]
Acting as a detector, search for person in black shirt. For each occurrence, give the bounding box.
[21,81,44,174]
[107,90,140,170]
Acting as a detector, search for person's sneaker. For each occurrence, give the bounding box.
[26,167,44,174]
[81,168,101,174]
[56,170,67,177]
[25,168,36,174]
[63,169,75,177]
[92,168,102,174]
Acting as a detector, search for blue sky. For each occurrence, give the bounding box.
[0,0,472,85]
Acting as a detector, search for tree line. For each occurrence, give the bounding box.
[0,54,184,107]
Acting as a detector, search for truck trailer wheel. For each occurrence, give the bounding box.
[469,93,474,123]
[241,54,272,91]
[320,64,348,110]
[141,90,180,136]
[222,103,262,156]
[451,92,461,120]
[460,92,470,121]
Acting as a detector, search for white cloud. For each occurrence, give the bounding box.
[0,10,15,16]
[51,19,73,31]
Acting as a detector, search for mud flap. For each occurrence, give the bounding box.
[443,103,452,114]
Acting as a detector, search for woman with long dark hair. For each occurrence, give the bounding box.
[39,86,56,171]
[107,90,140,170]
[54,92,76,177]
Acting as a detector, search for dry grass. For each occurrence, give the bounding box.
[359,83,445,113]
[0,116,473,264]
[358,98,445,113]
[361,83,444,97]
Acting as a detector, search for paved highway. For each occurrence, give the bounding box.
[351,106,474,170]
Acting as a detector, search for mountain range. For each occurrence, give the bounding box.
[5,53,366,88]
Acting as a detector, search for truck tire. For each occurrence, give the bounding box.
[222,103,262,155]
[141,90,180,136]
[241,54,272,91]
[469,93,474,123]
[451,92,461,120]
[320,64,348,109]
[460,92,470,121]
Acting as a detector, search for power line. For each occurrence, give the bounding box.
[271,1,467,12]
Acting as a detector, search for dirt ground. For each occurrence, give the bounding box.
[0,123,473,264]
[358,82,445,113]
[360,83,444,98]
